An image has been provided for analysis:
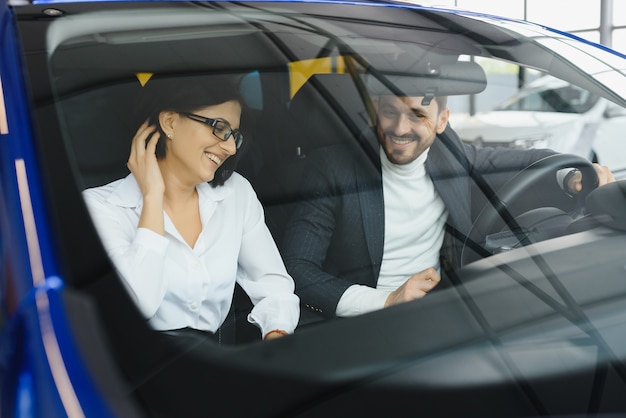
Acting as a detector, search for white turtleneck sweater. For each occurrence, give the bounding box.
[335,147,448,317]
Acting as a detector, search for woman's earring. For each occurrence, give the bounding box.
[167,132,173,139]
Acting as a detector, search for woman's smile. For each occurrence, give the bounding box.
[204,151,223,166]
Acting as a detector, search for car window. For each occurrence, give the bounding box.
[34,0,626,333]
[11,2,626,416]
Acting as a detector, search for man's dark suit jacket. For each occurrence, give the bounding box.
[282,125,556,321]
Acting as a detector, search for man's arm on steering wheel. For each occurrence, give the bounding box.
[566,163,615,194]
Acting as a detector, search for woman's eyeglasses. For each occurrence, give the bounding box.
[181,112,243,149]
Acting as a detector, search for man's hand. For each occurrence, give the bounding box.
[567,163,615,194]
[384,267,440,308]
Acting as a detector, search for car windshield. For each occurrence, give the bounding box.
[10,1,626,416]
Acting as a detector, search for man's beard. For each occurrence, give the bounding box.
[380,131,422,165]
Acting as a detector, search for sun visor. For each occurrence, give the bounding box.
[365,61,487,101]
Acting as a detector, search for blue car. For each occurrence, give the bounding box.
[2,1,626,417]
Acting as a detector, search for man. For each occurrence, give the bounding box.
[282,92,614,323]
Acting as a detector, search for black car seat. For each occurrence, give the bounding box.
[240,71,373,249]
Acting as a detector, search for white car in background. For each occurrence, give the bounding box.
[456,75,626,178]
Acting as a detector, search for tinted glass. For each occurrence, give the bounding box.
[15,2,626,416]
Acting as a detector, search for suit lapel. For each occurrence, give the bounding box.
[427,130,472,236]
[356,164,384,284]
[352,131,385,286]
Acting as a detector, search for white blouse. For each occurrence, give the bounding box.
[82,173,299,337]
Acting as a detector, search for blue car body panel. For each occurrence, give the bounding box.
[1,0,118,415]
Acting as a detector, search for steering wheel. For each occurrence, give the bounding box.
[460,154,599,266]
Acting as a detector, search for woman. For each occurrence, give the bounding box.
[83,76,299,342]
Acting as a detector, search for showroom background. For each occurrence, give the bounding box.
[418,0,626,54]
[415,0,625,120]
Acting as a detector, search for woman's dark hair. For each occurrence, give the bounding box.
[136,74,243,187]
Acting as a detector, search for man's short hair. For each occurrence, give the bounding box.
[435,96,448,113]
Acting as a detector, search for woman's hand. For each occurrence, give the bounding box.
[128,121,166,235]
[264,330,289,340]
[127,121,165,200]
